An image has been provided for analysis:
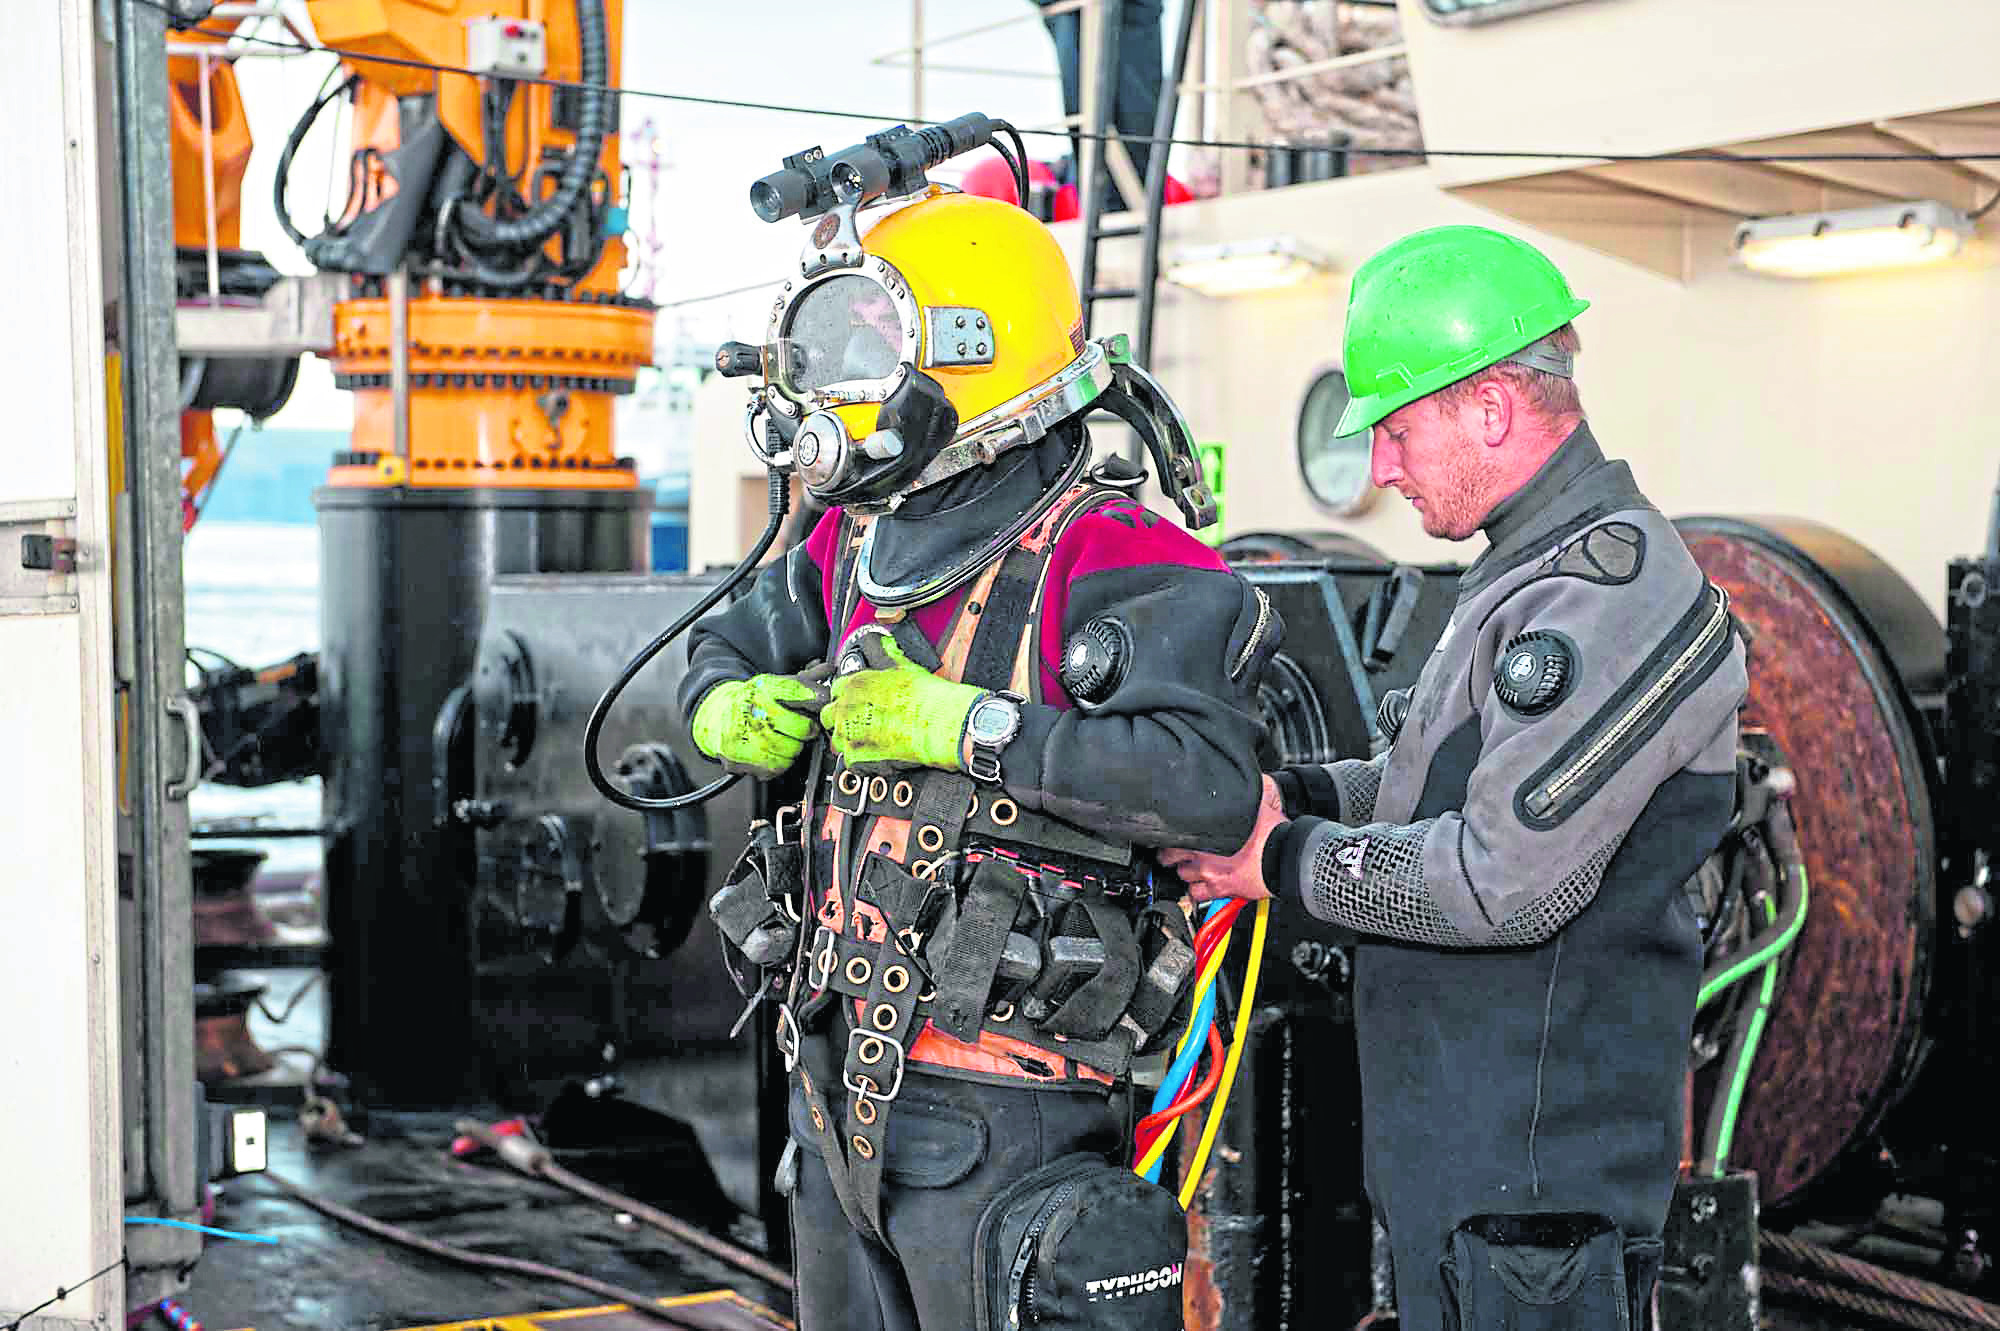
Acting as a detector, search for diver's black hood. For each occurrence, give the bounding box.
[863,420,1087,603]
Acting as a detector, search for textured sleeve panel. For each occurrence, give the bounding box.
[676,536,833,726]
[1002,554,1278,853]
[1275,753,1387,822]
[1277,816,1626,949]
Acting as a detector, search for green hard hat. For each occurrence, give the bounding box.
[1335,225,1590,438]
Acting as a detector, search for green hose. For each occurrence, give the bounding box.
[1697,859,1808,1011]
[1708,863,1810,1176]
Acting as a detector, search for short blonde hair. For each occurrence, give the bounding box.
[1435,323,1582,422]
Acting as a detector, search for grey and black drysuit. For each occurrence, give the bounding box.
[1263,425,1748,1331]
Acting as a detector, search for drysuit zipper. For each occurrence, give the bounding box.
[1523,583,1732,821]
[1230,588,1273,680]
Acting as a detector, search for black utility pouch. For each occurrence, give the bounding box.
[1441,1213,1631,1331]
[708,820,804,1000]
[974,1152,1188,1331]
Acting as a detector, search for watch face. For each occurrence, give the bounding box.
[969,699,1017,743]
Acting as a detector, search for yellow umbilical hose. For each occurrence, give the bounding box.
[1176,898,1270,1210]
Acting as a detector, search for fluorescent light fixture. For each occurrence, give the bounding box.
[1733,200,1973,279]
[1164,237,1332,296]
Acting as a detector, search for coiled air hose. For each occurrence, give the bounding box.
[583,467,790,813]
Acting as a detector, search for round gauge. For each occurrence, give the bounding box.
[1297,367,1375,516]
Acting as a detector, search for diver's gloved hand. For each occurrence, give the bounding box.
[823,631,984,774]
[690,664,833,778]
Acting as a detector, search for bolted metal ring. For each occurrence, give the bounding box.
[858,1036,886,1065]
[855,1098,878,1125]
[853,1134,876,1160]
[883,965,910,994]
[845,955,872,987]
[894,780,914,807]
[868,776,889,804]
[871,1002,899,1031]
[918,824,945,853]
[991,798,1019,827]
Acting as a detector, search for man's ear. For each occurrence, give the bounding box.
[1476,378,1513,448]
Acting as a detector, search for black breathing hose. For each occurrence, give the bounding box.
[273,72,360,248]
[451,0,609,254]
[583,468,792,813]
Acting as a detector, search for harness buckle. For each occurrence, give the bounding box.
[809,925,839,991]
[775,1004,802,1072]
[845,1027,907,1104]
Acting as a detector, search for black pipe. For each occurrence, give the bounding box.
[450,0,608,254]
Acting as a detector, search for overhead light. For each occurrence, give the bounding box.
[1733,200,1973,279]
[1164,237,1332,296]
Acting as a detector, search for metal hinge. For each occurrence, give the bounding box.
[0,498,80,617]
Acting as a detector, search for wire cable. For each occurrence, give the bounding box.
[256,1170,703,1328]
[2,1256,126,1331]
[136,1,2000,173]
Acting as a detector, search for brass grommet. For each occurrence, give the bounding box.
[919,985,938,1002]
[991,798,1019,827]
[838,770,863,795]
[872,1003,899,1031]
[868,776,889,804]
[810,1106,826,1131]
[918,824,945,853]
[845,955,872,987]
[853,1135,876,1160]
[883,965,910,994]
[859,1036,885,1065]
[855,1098,878,1126]
[894,780,914,807]
[989,1001,1015,1023]
[911,859,936,880]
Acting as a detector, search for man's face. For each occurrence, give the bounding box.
[1368,394,1498,541]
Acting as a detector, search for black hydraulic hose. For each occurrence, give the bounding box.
[257,1171,702,1328]
[583,467,791,813]
[273,72,360,247]
[990,118,1031,209]
[454,1119,794,1292]
[451,0,608,253]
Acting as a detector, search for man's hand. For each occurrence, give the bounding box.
[689,666,833,778]
[822,630,985,774]
[1158,775,1287,903]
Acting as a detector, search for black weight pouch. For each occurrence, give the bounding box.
[974,1152,1188,1331]
[1441,1213,1659,1331]
[708,820,804,999]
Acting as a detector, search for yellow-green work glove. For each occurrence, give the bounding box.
[690,666,831,778]
[823,631,985,774]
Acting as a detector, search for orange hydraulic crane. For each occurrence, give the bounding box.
[172,0,663,1107]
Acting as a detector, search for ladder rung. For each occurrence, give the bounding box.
[1091,222,1144,240]
[1086,287,1138,301]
